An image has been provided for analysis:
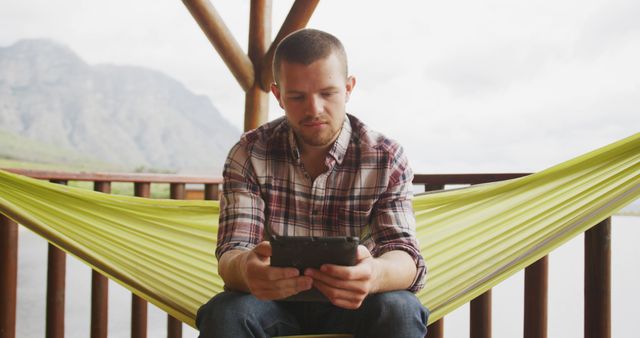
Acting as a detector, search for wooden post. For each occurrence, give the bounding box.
[244,0,272,131]
[425,318,443,338]
[91,181,111,338]
[167,183,186,338]
[131,182,150,338]
[46,180,67,338]
[424,184,445,193]
[524,256,548,338]
[204,183,219,201]
[0,214,18,338]
[182,0,254,92]
[585,218,611,338]
[424,183,445,337]
[470,290,492,338]
[259,0,320,90]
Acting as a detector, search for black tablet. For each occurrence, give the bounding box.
[270,235,359,302]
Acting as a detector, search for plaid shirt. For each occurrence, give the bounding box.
[217,114,426,292]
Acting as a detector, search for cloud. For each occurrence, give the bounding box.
[574,0,640,58]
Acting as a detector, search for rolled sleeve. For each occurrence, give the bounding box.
[215,141,265,260]
[370,149,426,292]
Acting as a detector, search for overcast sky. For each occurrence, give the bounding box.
[1,0,638,175]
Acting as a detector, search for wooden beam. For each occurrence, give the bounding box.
[260,0,320,90]
[183,0,254,92]
[244,0,272,131]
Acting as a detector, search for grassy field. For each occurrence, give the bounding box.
[0,129,119,169]
[0,127,179,198]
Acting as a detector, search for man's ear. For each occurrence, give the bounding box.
[345,76,356,102]
[271,83,284,109]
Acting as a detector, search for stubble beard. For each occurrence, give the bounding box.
[292,120,342,148]
[297,125,339,148]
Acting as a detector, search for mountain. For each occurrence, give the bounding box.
[0,39,240,174]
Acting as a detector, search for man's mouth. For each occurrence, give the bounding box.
[301,120,327,127]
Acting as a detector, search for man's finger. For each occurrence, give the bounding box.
[318,263,371,281]
[356,245,372,261]
[306,268,357,290]
[313,279,364,309]
[253,276,312,300]
[253,241,272,257]
[264,266,300,280]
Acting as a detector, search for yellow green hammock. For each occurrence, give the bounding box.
[0,133,638,332]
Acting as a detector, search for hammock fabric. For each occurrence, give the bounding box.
[0,133,638,330]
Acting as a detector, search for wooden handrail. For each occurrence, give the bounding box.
[2,168,222,184]
[2,168,528,186]
[413,173,530,186]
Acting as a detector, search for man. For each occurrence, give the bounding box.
[197,28,428,337]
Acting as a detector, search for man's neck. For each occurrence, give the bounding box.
[298,143,332,180]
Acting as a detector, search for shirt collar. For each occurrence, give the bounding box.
[287,114,352,165]
[328,115,351,165]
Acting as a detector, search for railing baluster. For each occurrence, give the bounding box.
[132,182,150,338]
[167,183,186,338]
[426,318,444,338]
[524,256,548,338]
[46,180,67,338]
[423,183,445,338]
[424,183,445,193]
[91,181,111,338]
[1,214,18,338]
[585,218,611,338]
[204,183,219,200]
[470,289,492,338]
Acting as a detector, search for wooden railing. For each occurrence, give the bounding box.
[0,169,611,338]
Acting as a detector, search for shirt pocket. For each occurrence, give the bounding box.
[337,207,372,238]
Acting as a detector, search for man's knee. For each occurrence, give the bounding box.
[196,291,301,338]
[196,292,262,334]
[362,291,429,326]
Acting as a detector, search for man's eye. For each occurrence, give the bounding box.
[287,96,303,101]
[322,92,336,97]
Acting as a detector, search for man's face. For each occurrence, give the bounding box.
[272,53,355,151]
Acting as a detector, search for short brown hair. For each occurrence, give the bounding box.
[272,28,348,84]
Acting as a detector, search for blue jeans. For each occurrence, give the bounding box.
[196,290,429,338]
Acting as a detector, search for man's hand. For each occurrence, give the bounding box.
[241,241,313,300]
[304,245,380,309]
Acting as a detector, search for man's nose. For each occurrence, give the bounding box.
[305,95,323,116]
